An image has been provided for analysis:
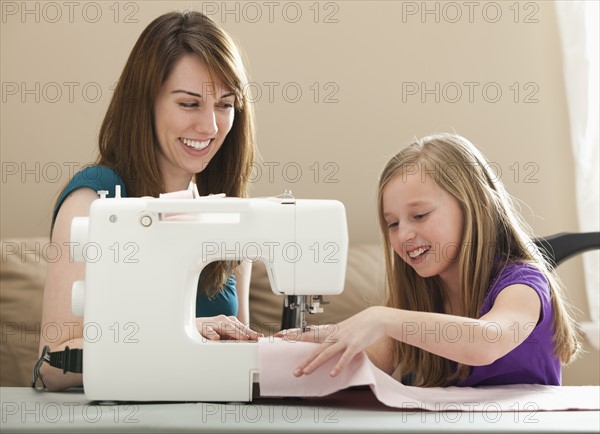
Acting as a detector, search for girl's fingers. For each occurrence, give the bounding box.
[274,328,297,338]
[277,326,330,343]
[293,345,325,376]
[276,328,304,341]
[329,346,359,377]
[296,343,340,376]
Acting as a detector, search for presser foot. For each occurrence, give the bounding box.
[286,295,327,333]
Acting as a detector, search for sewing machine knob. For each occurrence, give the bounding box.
[71,280,85,317]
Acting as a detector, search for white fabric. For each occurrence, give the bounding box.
[258,338,600,411]
[555,1,600,349]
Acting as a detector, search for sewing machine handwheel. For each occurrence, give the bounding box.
[72,280,85,317]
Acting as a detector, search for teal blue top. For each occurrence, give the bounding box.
[53,165,238,318]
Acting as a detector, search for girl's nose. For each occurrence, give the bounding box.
[397,223,416,244]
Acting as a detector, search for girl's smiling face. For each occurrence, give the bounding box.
[383,168,465,291]
[153,54,235,191]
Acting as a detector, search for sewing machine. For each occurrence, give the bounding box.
[70,189,348,402]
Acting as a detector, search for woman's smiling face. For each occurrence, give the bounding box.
[153,54,235,191]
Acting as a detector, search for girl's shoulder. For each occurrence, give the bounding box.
[495,260,546,282]
[491,261,549,293]
[482,261,551,314]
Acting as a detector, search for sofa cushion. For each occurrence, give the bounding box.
[1,238,49,387]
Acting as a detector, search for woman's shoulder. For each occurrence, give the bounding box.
[69,165,126,191]
[53,165,127,224]
[62,165,127,197]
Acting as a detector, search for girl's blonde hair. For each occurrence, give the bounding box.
[96,11,256,296]
[377,133,581,386]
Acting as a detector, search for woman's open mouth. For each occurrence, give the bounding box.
[180,137,211,151]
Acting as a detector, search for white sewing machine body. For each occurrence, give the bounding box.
[70,193,348,402]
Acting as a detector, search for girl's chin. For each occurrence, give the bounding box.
[413,269,437,279]
[406,260,437,278]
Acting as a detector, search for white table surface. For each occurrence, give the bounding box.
[1,386,599,433]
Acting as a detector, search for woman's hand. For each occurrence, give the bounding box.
[195,315,263,341]
[291,306,390,377]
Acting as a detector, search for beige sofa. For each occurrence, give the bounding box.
[0,238,386,387]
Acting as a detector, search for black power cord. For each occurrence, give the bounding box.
[32,345,83,390]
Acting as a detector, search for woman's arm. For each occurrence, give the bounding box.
[234,260,252,325]
[194,260,261,341]
[38,188,98,391]
[295,284,541,377]
[40,191,260,390]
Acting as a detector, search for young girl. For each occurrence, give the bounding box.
[38,11,261,391]
[289,133,581,386]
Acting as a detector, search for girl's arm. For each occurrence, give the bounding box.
[295,284,541,377]
[365,336,396,375]
[277,327,395,375]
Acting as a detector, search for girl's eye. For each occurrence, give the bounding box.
[387,222,398,230]
[414,212,430,221]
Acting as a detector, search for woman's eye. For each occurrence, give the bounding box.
[217,102,234,109]
[387,222,398,229]
[179,102,198,109]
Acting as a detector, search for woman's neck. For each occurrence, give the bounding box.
[164,176,193,193]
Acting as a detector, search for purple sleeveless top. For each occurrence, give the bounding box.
[457,263,561,386]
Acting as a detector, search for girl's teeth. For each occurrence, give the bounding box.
[182,138,210,150]
[408,246,429,258]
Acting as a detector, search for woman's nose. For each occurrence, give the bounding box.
[194,107,218,137]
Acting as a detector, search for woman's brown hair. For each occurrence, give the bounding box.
[97,11,256,296]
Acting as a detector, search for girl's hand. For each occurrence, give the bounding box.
[275,324,338,343]
[195,315,263,341]
[293,306,389,377]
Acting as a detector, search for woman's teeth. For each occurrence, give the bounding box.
[408,246,429,259]
[182,138,210,150]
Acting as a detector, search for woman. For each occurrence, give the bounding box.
[38,10,261,391]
